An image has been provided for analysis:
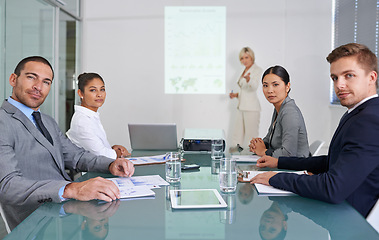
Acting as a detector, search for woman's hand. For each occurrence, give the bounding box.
[249,138,267,156]
[244,72,251,82]
[112,145,131,158]
[229,92,239,99]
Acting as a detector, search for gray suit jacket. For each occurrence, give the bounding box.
[262,96,309,158]
[0,100,114,206]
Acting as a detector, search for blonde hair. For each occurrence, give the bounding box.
[239,47,255,64]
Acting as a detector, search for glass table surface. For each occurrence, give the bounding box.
[4,152,379,240]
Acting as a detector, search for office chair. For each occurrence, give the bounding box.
[367,200,379,233]
[309,140,325,156]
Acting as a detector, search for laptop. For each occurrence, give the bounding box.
[128,123,178,150]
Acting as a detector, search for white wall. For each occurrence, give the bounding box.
[81,0,341,152]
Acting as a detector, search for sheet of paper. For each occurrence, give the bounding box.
[108,175,169,199]
[130,175,170,189]
[254,183,296,196]
[118,185,155,199]
[231,154,260,162]
[126,155,166,165]
[242,170,305,196]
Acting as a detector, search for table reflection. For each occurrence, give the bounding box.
[5,200,119,240]
[237,182,255,205]
[261,196,377,240]
[259,201,288,240]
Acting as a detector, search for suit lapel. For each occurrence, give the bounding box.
[3,101,65,175]
[329,98,376,150]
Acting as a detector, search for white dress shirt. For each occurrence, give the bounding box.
[347,94,378,113]
[66,105,117,159]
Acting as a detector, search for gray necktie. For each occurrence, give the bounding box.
[32,111,54,145]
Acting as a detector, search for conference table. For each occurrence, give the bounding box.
[4,151,379,240]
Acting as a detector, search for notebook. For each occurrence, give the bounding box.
[128,123,178,150]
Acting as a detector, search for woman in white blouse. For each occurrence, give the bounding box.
[67,73,130,159]
[229,47,262,151]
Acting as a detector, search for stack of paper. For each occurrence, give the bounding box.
[242,171,305,196]
[109,175,169,199]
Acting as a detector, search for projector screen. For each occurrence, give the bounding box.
[165,6,226,94]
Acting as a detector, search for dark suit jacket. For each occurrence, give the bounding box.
[0,100,114,206]
[270,97,379,217]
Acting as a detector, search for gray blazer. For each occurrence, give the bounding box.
[262,96,310,158]
[0,100,114,206]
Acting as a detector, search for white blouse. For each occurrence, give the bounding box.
[66,105,117,159]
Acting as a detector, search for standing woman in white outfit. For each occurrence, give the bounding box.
[67,73,130,159]
[229,47,262,150]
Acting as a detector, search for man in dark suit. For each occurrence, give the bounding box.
[250,43,379,218]
[0,56,134,212]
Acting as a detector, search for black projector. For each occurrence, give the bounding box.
[181,128,225,152]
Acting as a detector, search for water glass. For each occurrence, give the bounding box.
[219,158,237,193]
[165,152,181,183]
[211,139,224,160]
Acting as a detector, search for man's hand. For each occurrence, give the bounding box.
[63,200,120,219]
[250,171,277,186]
[109,158,135,177]
[62,177,120,202]
[256,155,279,168]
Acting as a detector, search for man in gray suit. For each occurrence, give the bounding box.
[0,56,135,209]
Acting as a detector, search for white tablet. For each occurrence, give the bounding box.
[170,189,227,209]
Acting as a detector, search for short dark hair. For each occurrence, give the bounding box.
[77,73,105,92]
[326,43,378,74]
[262,65,290,85]
[14,56,54,80]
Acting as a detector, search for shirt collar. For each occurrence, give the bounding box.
[74,105,100,118]
[7,97,38,123]
[348,94,379,113]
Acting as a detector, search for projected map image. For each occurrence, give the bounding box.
[165,6,226,94]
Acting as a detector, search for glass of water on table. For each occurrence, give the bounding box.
[219,158,237,193]
[211,139,224,160]
[165,152,181,183]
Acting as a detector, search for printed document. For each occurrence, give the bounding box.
[109,175,169,199]
[242,171,305,196]
[126,155,166,165]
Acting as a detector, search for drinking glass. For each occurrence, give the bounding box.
[165,152,181,183]
[219,158,237,193]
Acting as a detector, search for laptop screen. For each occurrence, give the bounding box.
[128,123,178,150]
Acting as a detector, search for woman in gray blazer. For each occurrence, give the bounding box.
[249,65,309,158]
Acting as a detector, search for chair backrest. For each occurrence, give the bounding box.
[309,140,325,156]
[367,199,379,233]
[0,203,11,234]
